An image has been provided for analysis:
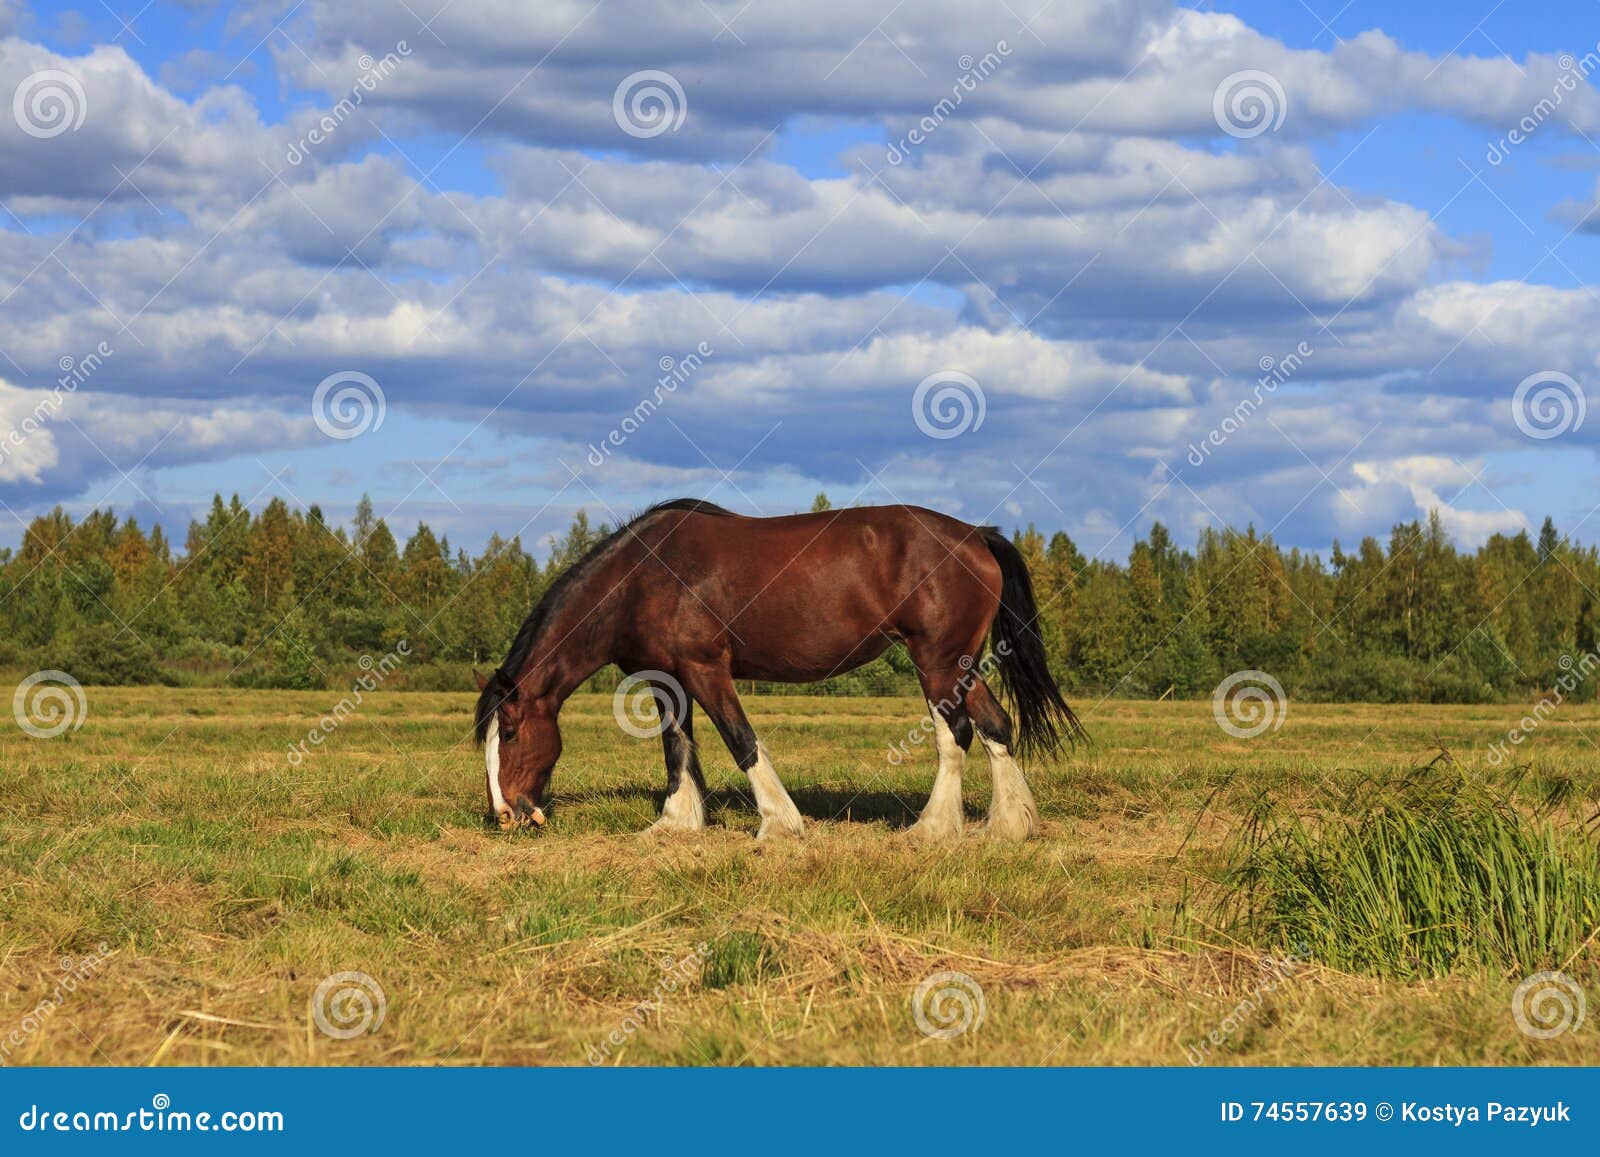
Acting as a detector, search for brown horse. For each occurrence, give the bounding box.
[474,500,1082,840]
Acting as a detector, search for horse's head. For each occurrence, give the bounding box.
[474,669,560,831]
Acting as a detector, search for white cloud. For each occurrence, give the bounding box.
[1350,455,1528,544]
[0,1,1595,550]
[0,36,280,209]
[0,380,62,483]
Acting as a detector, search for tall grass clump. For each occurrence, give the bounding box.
[1216,768,1600,978]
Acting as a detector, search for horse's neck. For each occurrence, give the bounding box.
[511,566,619,704]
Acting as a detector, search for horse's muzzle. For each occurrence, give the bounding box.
[497,799,546,831]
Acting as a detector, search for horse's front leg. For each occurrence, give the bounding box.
[648,678,706,832]
[684,666,803,839]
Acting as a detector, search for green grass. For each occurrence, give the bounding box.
[1217,769,1600,977]
[0,689,1596,1066]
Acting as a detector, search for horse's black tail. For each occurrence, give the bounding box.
[981,527,1086,760]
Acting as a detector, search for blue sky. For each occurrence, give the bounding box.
[3,0,1600,561]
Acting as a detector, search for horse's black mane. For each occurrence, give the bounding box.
[473,498,733,743]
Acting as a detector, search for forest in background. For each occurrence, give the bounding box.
[0,490,1593,704]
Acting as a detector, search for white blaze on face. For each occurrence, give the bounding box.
[485,720,509,819]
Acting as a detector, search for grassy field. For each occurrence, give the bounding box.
[1,686,1597,1066]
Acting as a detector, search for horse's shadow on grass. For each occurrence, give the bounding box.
[556,783,923,828]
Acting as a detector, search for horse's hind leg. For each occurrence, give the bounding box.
[966,677,1038,840]
[906,663,973,842]
[650,682,706,832]
[684,667,803,839]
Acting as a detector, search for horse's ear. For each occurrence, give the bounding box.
[472,669,489,692]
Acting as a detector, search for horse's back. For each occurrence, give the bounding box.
[630,504,1002,676]
[648,503,991,589]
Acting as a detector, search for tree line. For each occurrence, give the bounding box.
[0,490,1591,703]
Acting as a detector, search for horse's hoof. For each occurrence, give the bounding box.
[756,817,804,840]
[979,814,1035,841]
[906,818,964,842]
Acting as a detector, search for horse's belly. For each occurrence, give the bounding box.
[728,634,892,683]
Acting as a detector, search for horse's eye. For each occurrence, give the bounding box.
[500,727,515,744]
